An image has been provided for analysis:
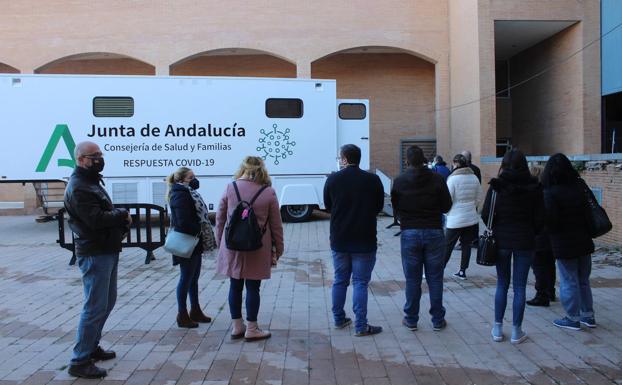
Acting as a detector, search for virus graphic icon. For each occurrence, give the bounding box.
[257,124,296,165]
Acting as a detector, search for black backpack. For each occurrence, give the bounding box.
[225,181,269,251]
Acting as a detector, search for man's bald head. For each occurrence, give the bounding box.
[461,150,472,164]
[75,141,102,168]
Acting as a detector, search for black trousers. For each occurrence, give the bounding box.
[444,224,478,271]
[532,249,556,298]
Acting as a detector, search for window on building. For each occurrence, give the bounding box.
[93,97,134,117]
[339,103,366,120]
[266,98,303,118]
[495,60,510,98]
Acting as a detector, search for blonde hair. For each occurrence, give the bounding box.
[165,167,193,202]
[233,156,272,186]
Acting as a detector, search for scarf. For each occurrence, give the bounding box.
[177,183,217,253]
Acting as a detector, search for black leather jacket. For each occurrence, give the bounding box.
[64,167,128,256]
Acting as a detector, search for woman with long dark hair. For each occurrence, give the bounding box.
[541,153,595,330]
[481,149,544,344]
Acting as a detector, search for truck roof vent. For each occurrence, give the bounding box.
[93,97,134,117]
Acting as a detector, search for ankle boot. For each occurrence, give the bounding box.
[189,306,212,323]
[177,311,199,328]
[244,321,271,342]
[231,318,246,340]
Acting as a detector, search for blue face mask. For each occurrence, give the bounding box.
[189,178,200,190]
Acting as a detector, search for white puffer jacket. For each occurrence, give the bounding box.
[446,167,482,229]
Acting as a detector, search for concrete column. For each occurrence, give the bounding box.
[155,64,169,76]
[296,61,311,78]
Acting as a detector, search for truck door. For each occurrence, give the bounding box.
[337,99,370,170]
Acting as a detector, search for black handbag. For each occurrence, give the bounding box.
[477,190,498,266]
[580,179,612,238]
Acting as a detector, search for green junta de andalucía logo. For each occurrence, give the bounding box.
[36,124,76,172]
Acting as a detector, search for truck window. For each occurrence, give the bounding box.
[93,97,134,117]
[112,182,138,203]
[266,98,303,118]
[339,103,366,120]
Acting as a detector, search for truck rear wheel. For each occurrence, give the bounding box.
[281,205,314,223]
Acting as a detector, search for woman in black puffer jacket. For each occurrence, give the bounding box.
[481,149,544,345]
[541,153,595,331]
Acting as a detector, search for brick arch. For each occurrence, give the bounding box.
[0,62,20,73]
[311,45,439,65]
[170,48,296,78]
[35,52,155,75]
[312,46,437,177]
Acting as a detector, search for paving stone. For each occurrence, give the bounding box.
[0,215,620,384]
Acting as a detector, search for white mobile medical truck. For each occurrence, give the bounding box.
[0,74,370,222]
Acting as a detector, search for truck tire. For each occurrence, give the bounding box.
[281,205,314,223]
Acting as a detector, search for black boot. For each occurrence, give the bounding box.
[68,360,107,379]
[526,295,550,307]
[190,307,212,323]
[91,346,116,362]
[177,311,199,328]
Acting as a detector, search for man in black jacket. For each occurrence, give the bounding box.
[391,146,452,331]
[324,144,384,336]
[64,141,131,379]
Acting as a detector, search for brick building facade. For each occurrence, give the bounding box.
[1,0,611,240]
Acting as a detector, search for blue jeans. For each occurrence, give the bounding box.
[400,229,446,325]
[494,249,533,326]
[557,255,594,321]
[331,250,377,332]
[177,250,202,312]
[71,253,119,365]
[229,278,261,322]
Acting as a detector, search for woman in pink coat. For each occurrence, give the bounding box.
[215,156,284,341]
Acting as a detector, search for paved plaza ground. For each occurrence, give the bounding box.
[0,213,621,385]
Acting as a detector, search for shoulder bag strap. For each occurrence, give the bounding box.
[249,185,269,205]
[232,181,243,203]
[487,190,497,231]
[249,185,270,232]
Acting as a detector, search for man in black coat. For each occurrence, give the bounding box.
[324,144,385,336]
[391,145,452,332]
[64,141,131,379]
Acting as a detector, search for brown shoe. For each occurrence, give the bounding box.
[177,311,199,328]
[190,307,212,323]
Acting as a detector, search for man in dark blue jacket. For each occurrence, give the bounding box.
[324,144,384,336]
[64,141,131,379]
[391,145,452,332]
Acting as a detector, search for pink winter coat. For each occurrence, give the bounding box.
[215,179,284,280]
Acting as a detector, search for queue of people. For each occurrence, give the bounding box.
[63,140,601,379]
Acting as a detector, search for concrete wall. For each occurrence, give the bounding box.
[448,0,481,161]
[510,24,583,155]
[312,53,435,177]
